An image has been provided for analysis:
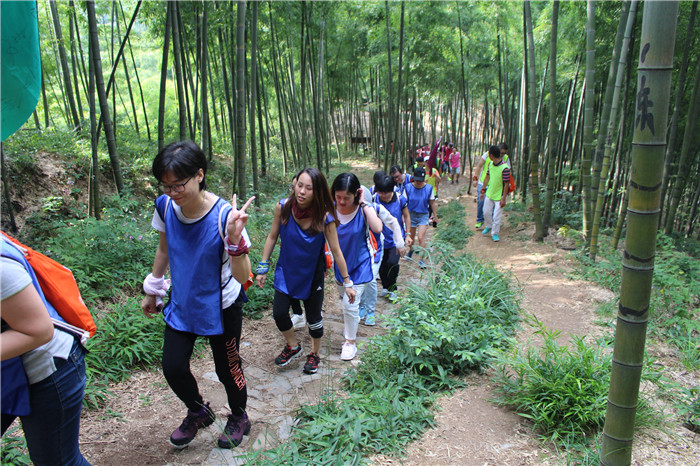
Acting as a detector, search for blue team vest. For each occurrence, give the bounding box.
[1,239,69,416]
[334,208,373,284]
[274,199,329,300]
[375,193,407,250]
[405,183,433,214]
[155,195,231,336]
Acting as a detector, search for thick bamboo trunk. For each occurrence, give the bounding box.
[590,1,638,260]
[601,2,679,463]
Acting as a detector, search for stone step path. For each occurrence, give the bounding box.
[203,310,374,465]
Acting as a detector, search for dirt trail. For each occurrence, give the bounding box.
[372,178,614,465]
[375,177,700,465]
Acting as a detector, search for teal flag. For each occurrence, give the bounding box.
[1,1,41,141]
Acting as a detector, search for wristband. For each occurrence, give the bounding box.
[359,203,367,209]
[256,261,270,274]
[227,236,249,256]
[343,280,354,288]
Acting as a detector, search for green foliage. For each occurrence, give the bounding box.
[678,385,700,433]
[0,425,31,466]
[390,254,520,377]
[434,199,473,248]
[27,193,158,304]
[83,297,165,409]
[492,318,611,444]
[549,190,583,230]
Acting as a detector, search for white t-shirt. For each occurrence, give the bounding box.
[151,200,252,308]
[1,256,73,384]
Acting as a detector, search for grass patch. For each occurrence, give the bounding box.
[492,318,611,445]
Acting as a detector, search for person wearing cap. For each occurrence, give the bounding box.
[404,166,437,269]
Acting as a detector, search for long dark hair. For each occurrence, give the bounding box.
[331,173,362,206]
[152,140,207,190]
[281,167,336,234]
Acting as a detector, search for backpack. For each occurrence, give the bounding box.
[360,205,379,258]
[1,231,97,338]
[323,242,333,269]
[507,172,516,194]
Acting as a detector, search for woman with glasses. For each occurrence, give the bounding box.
[141,140,255,450]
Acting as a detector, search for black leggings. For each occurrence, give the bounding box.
[162,297,246,415]
[379,246,401,291]
[273,288,324,339]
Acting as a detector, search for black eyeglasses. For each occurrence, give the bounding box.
[159,176,193,193]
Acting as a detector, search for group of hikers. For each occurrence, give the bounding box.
[1,138,513,462]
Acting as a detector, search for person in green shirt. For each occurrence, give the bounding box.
[480,145,511,243]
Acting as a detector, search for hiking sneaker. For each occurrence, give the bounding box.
[217,412,251,448]
[274,344,303,366]
[405,250,414,261]
[364,314,376,326]
[388,292,398,302]
[169,402,215,449]
[492,234,500,242]
[291,313,306,329]
[475,221,484,229]
[378,288,390,298]
[482,227,491,235]
[303,352,321,374]
[340,342,357,361]
[418,259,427,269]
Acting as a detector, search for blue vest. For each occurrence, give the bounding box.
[155,195,231,335]
[274,199,329,300]
[375,193,407,250]
[334,208,373,284]
[405,183,433,214]
[1,239,67,416]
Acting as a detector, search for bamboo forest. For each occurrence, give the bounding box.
[0,1,698,465]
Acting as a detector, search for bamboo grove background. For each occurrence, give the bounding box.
[3,0,699,242]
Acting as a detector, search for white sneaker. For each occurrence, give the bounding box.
[378,288,390,298]
[291,314,306,329]
[340,342,357,361]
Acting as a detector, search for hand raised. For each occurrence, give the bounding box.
[226,194,255,241]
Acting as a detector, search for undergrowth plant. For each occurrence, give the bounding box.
[492,317,611,445]
[83,297,166,409]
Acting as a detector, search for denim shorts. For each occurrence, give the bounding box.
[409,211,429,228]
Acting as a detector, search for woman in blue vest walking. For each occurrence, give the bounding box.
[256,168,355,374]
[331,173,384,361]
[141,140,254,450]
